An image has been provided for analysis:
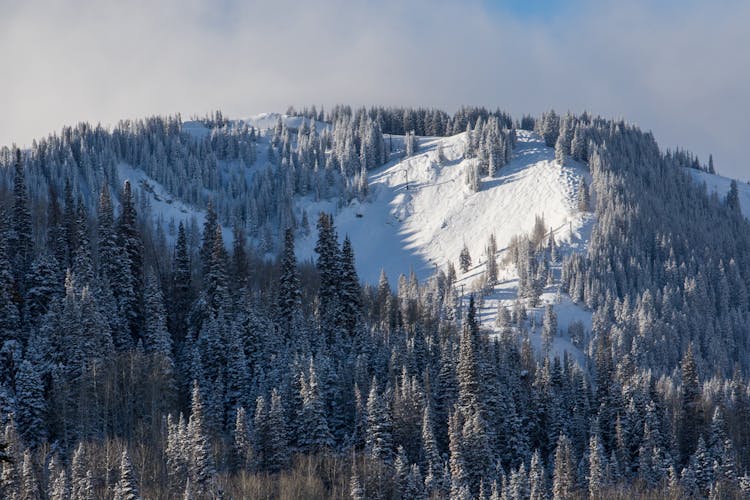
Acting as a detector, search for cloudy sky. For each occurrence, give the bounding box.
[1,0,748,178]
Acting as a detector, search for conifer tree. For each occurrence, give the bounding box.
[588,433,605,499]
[552,434,574,500]
[187,382,216,496]
[278,227,301,339]
[48,455,70,500]
[20,449,39,500]
[114,449,140,500]
[116,180,144,340]
[0,223,21,344]
[459,244,472,273]
[267,388,289,473]
[679,344,702,462]
[97,183,118,283]
[366,378,393,463]
[15,359,47,447]
[529,450,546,500]
[200,201,218,278]
[171,221,192,342]
[298,359,333,453]
[12,148,33,282]
[71,443,94,500]
[232,406,251,470]
[339,236,361,337]
[727,180,741,214]
[542,305,558,355]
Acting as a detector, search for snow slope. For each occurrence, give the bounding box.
[297,129,595,362]
[688,168,750,218]
[298,130,592,284]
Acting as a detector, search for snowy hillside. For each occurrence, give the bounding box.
[297,130,591,283]
[296,129,595,360]
[688,168,750,218]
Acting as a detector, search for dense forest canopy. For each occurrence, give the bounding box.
[0,106,748,498]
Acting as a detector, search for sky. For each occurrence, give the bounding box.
[1,0,748,179]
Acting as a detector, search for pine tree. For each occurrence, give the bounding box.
[232,406,251,470]
[727,180,741,214]
[171,221,192,342]
[679,344,702,462]
[0,220,20,344]
[339,236,361,337]
[315,213,340,343]
[421,404,442,477]
[204,225,228,315]
[20,449,39,500]
[114,449,140,500]
[11,148,34,283]
[365,378,393,463]
[48,455,70,500]
[298,359,333,453]
[448,408,468,497]
[542,304,557,356]
[350,466,364,500]
[457,296,480,414]
[278,227,301,339]
[459,244,472,273]
[577,177,590,212]
[12,148,33,282]
[97,182,118,283]
[486,234,498,284]
[588,433,605,499]
[267,388,289,472]
[200,201,218,278]
[187,382,216,496]
[116,180,144,340]
[71,443,94,500]
[143,270,173,359]
[529,450,547,500]
[15,359,47,447]
[552,434,574,500]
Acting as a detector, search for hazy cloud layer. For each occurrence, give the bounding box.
[1,0,748,178]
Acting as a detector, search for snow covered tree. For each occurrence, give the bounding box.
[588,433,605,498]
[71,443,94,500]
[113,448,140,500]
[170,221,192,342]
[577,177,590,212]
[15,359,47,447]
[366,378,393,463]
[116,180,144,340]
[486,234,498,284]
[338,236,361,337]
[20,449,39,500]
[47,455,70,500]
[266,388,289,472]
[11,148,33,281]
[542,304,558,356]
[297,359,333,453]
[459,244,472,273]
[529,450,546,500]
[232,406,252,470]
[278,227,301,339]
[315,213,340,342]
[552,434,575,500]
[187,382,216,496]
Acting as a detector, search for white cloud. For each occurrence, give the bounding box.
[0,0,748,178]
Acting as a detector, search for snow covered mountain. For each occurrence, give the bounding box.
[119,113,749,362]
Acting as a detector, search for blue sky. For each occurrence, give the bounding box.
[1,0,748,179]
